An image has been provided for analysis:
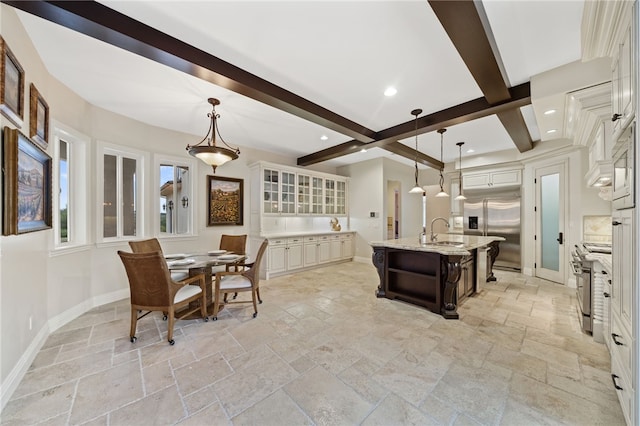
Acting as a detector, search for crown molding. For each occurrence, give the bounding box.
[582,0,634,61]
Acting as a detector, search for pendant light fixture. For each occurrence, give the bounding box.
[455,142,467,201]
[435,128,449,198]
[186,98,240,173]
[409,108,424,194]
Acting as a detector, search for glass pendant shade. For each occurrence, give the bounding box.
[186,98,240,173]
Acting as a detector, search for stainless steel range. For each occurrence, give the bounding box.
[571,243,612,333]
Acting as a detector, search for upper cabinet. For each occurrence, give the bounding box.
[262,168,296,214]
[251,162,348,216]
[462,167,522,190]
[611,21,635,138]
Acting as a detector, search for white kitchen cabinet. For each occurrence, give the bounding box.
[586,121,613,187]
[463,168,521,190]
[261,168,295,214]
[450,177,462,215]
[611,207,635,426]
[250,162,348,217]
[266,236,303,276]
[329,234,342,261]
[318,235,331,264]
[341,233,355,258]
[267,238,287,275]
[297,174,311,214]
[303,236,318,267]
[264,232,355,278]
[611,21,635,138]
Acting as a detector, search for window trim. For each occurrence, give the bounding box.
[96,140,147,245]
[51,120,90,255]
[153,153,197,238]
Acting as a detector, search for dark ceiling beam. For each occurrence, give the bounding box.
[428,0,533,152]
[3,0,378,143]
[298,82,530,167]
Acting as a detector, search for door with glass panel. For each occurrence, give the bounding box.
[535,163,566,283]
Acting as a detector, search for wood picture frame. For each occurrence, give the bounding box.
[207,175,243,226]
[0,36,25,128]
[29,83,49,149]
[2,126,52,235]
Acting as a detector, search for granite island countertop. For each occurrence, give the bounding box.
[370,234,505,256]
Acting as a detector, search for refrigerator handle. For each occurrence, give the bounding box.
[557,232,564,245]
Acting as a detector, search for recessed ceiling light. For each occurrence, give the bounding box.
[320,135,328,141]
[360,148,367,153]
[466,149,475,153]
[547,129,557,134]
[544,109,556,115]
[384,87,397,97]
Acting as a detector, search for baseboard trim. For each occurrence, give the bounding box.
[1,288,129,410]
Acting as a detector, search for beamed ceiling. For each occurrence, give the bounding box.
[2,1,586,170]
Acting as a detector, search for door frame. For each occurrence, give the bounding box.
[534,161,568,284]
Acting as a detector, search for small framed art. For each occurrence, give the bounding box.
[0,36,25,128]
[29,83,49,149]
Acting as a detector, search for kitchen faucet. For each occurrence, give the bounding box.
[430,217,450,242]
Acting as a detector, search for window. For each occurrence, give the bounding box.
[98,142,145,241]
[59,139,69,243]
[157,156,194,235]
[53,122,89,250]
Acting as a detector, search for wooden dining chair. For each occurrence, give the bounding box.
[212,239,268,321]
[118,250,207,345]
[129,238,189,282]
[219,234,247,270]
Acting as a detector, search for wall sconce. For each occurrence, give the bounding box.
[167,200,174,210]
[181,196,189,208]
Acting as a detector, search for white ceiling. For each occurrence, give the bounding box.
[14,0,585,169]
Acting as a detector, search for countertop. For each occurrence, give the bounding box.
[584,252,612,275]
[260,230,355,239]
[370,235,505,256]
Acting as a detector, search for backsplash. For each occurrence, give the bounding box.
[583,215,612,243]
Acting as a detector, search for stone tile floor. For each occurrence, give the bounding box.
[1,262,626,425]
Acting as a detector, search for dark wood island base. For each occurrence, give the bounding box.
[371,235,503,319]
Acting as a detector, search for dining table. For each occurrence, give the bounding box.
[166,251,247,318]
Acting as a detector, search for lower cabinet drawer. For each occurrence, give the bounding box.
[611,354,634,426]
[611,313,632,378]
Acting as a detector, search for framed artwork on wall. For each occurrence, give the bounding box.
[2,126,52,235]
[0,36,25,128]
[207,175,243,226]
[29,83,49,149]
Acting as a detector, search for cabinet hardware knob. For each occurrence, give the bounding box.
[611,374,623,390]
[611,333,624,345]
[604,292,610,298]
[612,221,622,226]
[612,113,622,122]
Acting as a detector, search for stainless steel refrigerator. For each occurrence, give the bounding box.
[463,189,521,271]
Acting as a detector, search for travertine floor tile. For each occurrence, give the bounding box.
[2,262,626,425]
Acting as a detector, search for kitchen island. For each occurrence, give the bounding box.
[370,235,504,319]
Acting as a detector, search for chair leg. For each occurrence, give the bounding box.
[212,289,220,321]
[251,289,258,318]
[200,292,208,321]
[167,307,176,345]
[256,287,263,304]
[130,307,138,342]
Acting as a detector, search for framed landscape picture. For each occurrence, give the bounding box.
[0,36,25,128]
[29,83,49,149]
[2,126,52,235]
[207,175,243,226]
